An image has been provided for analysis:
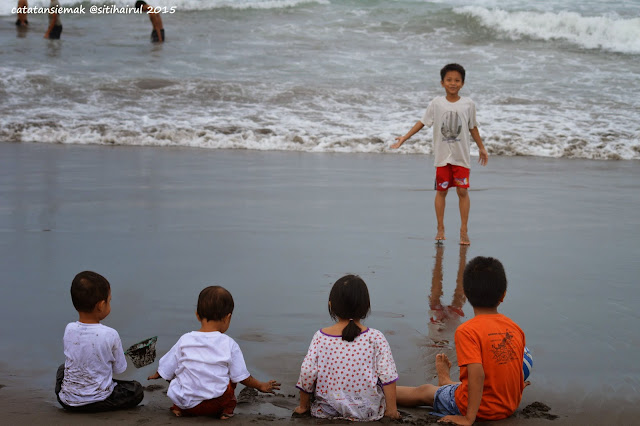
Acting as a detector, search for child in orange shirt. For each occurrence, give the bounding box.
[397,256,526,425]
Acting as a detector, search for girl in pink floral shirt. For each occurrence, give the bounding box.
[294,275,401,421]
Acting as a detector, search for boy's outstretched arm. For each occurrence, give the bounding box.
[382,382,402,419]
[440,363,484,425]
[240,375,281,393]
[392,121,424,149]
[470,127,488,165]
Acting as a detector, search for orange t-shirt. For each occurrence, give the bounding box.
[454,313,525,420]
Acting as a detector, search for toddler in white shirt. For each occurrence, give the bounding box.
[148,285,280,419]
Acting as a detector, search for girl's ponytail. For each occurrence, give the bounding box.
[342,319,360,342]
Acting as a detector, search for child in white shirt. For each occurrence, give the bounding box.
[392,63,489,245]
[148,286,280,419]
[55,271,143,412]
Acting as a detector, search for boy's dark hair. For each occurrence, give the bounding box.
[440,63,466,82]
[197,286,234,321]
[135,1,147,10]
[71,271,111,313]
[328,275,371,342]
[463,256,507,308]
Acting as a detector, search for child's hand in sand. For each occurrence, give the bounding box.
[147,371,161,380]
[240,375,280,393]
[384,408,401,419]
[258,379,280,393]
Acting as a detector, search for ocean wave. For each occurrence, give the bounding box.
[1,70,638,161]
[0,0,328,15]
[3,119,639,161]
[454,6,640,55]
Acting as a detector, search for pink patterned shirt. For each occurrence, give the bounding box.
[296,327,398,421]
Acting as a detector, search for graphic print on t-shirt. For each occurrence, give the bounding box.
[440,111,462,143]
[489,330,518,365]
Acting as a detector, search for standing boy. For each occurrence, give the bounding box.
[135,1,164,43]
[56,271,144,411]
[396,257,527,425]
[392,63,488,245]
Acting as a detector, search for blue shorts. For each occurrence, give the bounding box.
[431,383,461,417]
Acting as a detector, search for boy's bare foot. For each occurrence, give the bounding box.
[170,407,182,417]
[435,353,456,386]
[459,231,470,245]
[220,413,235,420]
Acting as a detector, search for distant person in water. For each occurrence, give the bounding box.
[16,0,28,27]
[135,1,164,43]
[44,0,62,39]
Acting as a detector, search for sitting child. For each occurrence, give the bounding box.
[397,257,527,425]
[148,286,280,419]
[294,274,401,421]
[56,271,144,411]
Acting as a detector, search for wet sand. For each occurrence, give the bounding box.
[1,142,639,425]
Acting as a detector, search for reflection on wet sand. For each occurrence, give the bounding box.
[422,245,468,381]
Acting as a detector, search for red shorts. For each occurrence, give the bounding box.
[170,381,237,418]
[434,164,470,191]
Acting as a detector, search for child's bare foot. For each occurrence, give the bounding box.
[435,226,446,241]
[220,413,235,420]
[435,353,456,386]
[170,407,182,417]
[459,230,470,245]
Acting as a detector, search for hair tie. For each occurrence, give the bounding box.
[349,318,354,322]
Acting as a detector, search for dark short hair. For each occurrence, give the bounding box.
[135,1,147,10]
[71,271,111,313]
[328,275,371,342]
[440,63,466,82]
[197,286,234,321]
[463,257,507,308]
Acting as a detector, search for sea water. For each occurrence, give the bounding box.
[1,0,639,159]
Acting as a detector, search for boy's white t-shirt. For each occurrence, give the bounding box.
[59,322,128,406]
[420,96,479,169]
[158,331,251,409]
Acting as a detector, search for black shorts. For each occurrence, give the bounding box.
[15,19,29,26]
[55,364,144,412]
[151,29,165,42]
[49,25,63,39]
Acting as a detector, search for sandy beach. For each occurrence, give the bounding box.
[1,142,639,425]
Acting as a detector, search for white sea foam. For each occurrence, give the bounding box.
[2,1,639,160]
[455,6,640,55]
